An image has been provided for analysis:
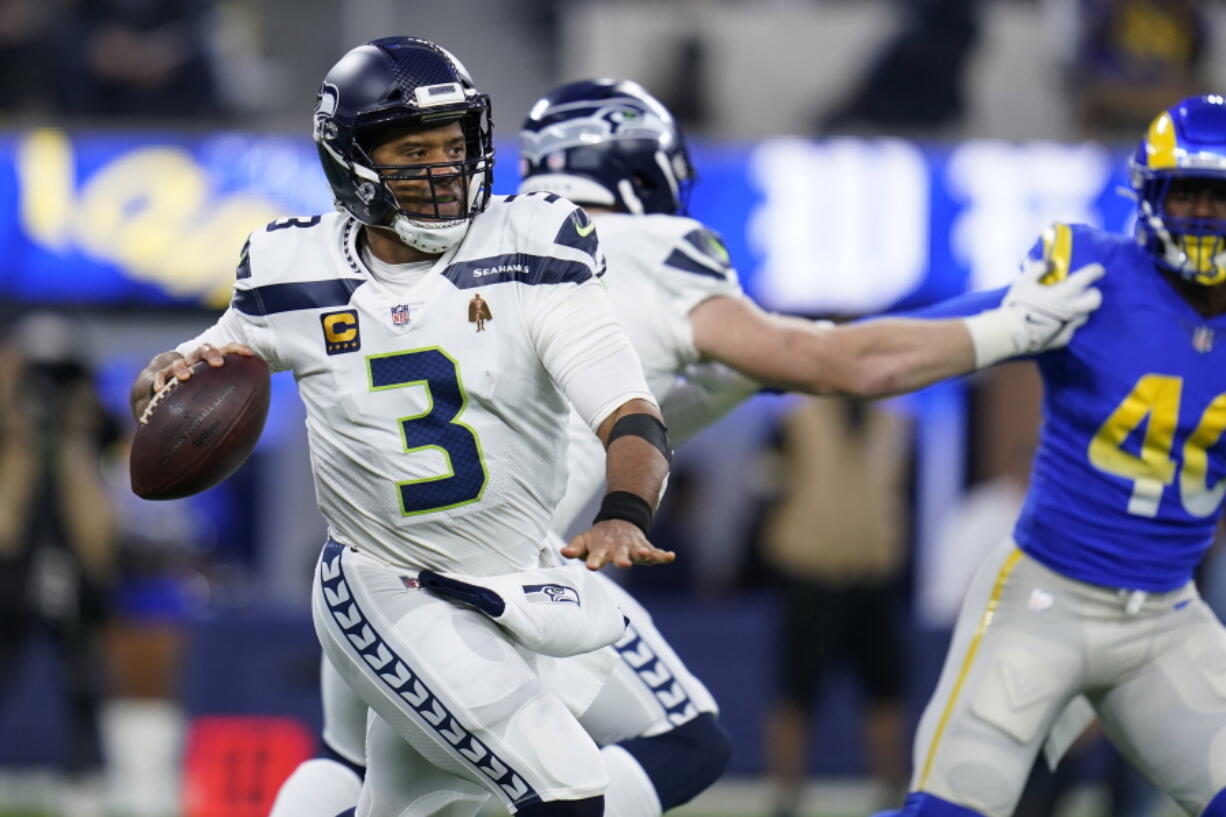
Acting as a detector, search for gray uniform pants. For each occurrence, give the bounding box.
[912,540,1226,817]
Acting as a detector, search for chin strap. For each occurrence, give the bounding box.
[391,213,471,254]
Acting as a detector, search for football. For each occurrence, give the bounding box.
[130,353,271,500]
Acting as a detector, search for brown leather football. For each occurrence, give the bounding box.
[130,353,271,500]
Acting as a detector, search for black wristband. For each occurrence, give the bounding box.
[607,413,672,464]
[593,490,654,534]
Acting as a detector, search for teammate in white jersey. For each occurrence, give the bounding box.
[519,78,1109,817]
[130,39,676,817]
[277,77,1108,817]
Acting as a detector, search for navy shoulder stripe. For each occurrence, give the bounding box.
[663,248,727,280]
[682,228,733,271]
[442,253,593,289]
[234,278,365,316]
[554,209,599,261]
[235,238,252,280]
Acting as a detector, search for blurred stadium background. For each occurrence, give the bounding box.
[0,1,1222,816]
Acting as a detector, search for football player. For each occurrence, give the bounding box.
[870,95,1226,817]
[259,75,1107,817]
[130,38,676,817]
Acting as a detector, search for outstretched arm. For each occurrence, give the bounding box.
[690,260,1103,399]
[563,397,675,570]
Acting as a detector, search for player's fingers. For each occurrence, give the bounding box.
[567,534,609,570]
[1068,262,1105,286]
[1068,286,1102,314]
[171,358,193,381]
[560,537,587,559]
[1018,257,1051,281]
[633,545,676,565]
[200,343,226,367]
[223,343,255,357]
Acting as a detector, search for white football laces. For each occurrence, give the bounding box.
[138,377,183,426]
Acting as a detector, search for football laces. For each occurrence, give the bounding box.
[139,377,183,426]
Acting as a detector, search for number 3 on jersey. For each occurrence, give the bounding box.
[1088,374,1226,517]
[368,348,488,516]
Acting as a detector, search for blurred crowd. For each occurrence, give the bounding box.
[0,0,1213,141]
[0,313,211,816]
[0,0,224,120]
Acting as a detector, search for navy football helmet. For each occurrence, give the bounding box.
[518,79,693,215]
[1130,94,1226,286]
[313,36,494,253]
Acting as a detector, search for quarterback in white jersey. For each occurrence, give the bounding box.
[280,77,1110,817]
[170,203,634,578]
[131,40,674,817]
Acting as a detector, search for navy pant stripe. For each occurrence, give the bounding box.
[318,541,541,808]
[613,623,698,724]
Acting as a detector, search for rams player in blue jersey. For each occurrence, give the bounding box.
[875,94,1226,817]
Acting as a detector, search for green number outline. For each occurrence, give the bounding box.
[366,346,489,516]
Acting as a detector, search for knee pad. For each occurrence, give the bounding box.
[516,795,604,817]
[900,792,990,816]
[618,712,732,810]
[1204,787,1226,817]
[321,741,367,780]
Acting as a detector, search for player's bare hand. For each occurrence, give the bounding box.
[563,519,676,571]
[153,343,254,391]
[132,343,255,422]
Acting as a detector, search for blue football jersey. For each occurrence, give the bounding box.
[1016,223,1226,591]
[911,223,1226,591]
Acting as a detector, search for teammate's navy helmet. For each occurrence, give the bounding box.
[313,37,494,253]
[518,79,693,215]
[1129,94,1226,286]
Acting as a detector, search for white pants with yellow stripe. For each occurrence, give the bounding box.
[911,539,1226,817]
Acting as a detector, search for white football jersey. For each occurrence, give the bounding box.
[178,195,654,575]
[552,212,755,533]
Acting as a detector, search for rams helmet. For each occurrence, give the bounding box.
[1130,94,1226,286]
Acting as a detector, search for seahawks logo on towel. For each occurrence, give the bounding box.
[522,584,580,606]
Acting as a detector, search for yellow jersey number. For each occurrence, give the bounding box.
[1088,374,1226,517]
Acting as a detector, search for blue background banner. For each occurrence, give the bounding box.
[0,130,1137,312]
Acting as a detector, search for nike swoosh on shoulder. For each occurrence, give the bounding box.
[575,221,596,237]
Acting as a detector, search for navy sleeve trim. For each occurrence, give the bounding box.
[553,209,600,262]
[683,228,733,272]
[235,238,252,280]
[663,248,728,280]
[233,278,366,316]
[442,253,593,289]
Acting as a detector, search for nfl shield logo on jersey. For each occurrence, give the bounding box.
[1193,325,1214,353]
[390,304,412,326]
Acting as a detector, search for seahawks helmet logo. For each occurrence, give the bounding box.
[314,82,340,141]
